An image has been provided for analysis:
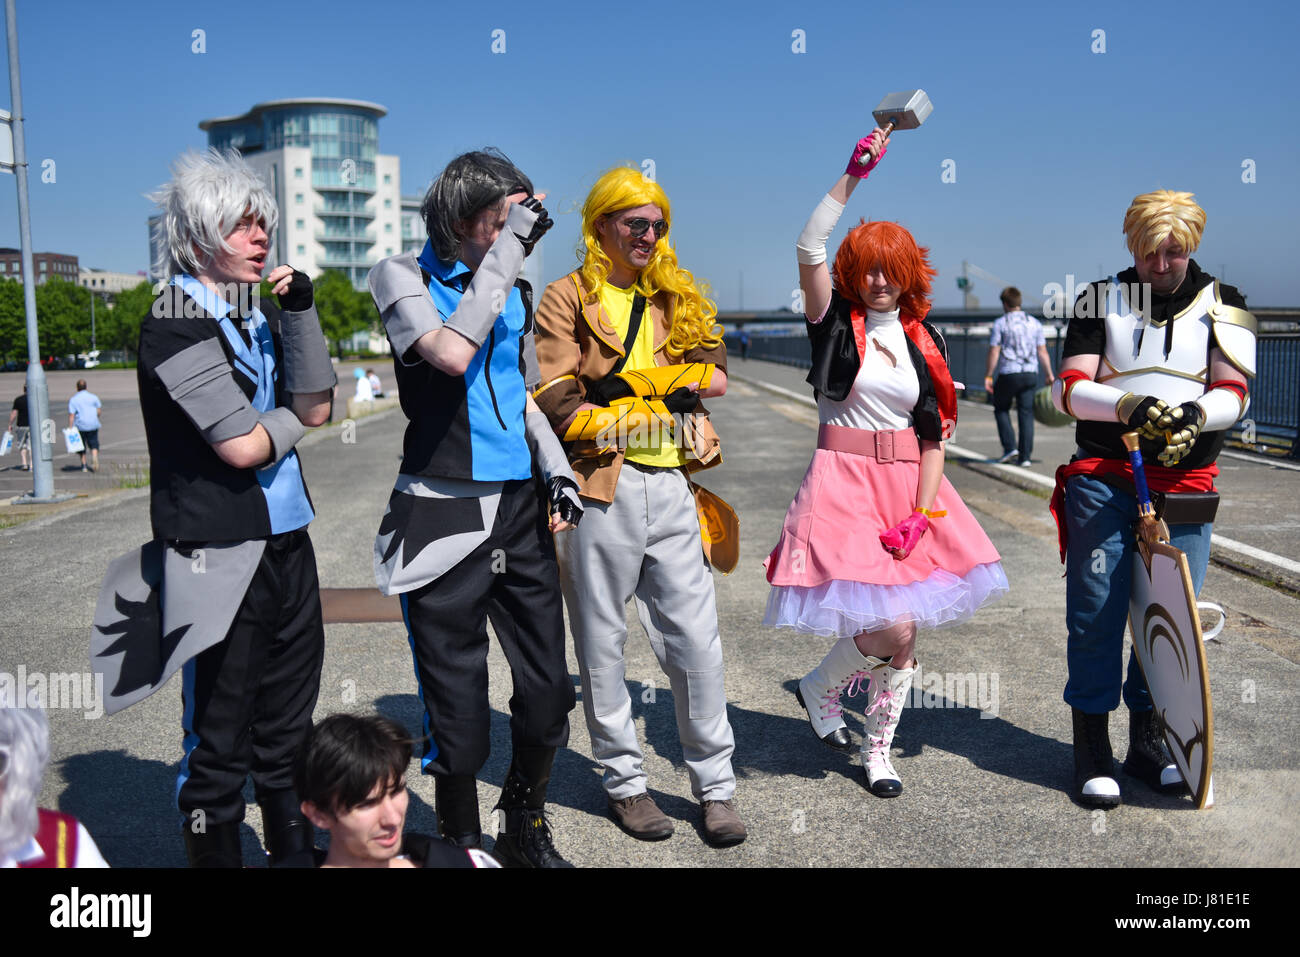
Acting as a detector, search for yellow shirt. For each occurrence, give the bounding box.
[598,283,687,468]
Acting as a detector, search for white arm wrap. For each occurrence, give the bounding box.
[796,194,846,266]
[1053,376,1127,422]
[1196,387,1248,431]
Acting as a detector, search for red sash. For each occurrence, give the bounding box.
[1049,458,1218,562]
[18,808,79,868]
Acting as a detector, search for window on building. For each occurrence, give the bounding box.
[295,193,304,204]
[384,223,392,233]
[297,244,306,255]
[386,247,393,255]
[295,167,304,178]
[383,173,392,184]
[296,219,305,230]
[384,198,392,209]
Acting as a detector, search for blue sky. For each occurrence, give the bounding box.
[2,0,1297,309]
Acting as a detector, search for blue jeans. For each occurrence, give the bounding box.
[1063,474,1212,714]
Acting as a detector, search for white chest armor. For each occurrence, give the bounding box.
[1096,281,1216,405]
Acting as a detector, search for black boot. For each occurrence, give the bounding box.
[259,790,318,867]
[435,774,482,849]
[1072,708,1120,808]
[1122,709,1185,793]
[493,747,572,868]
[183,820,243,868]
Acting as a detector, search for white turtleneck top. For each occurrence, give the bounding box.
[815,307,918,431]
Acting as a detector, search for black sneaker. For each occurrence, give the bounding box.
[1122,709,1185,793]
[493,807,573,868]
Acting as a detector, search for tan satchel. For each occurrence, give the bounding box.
[691,481,740,574]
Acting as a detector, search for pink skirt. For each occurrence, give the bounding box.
[764,448,1008,637]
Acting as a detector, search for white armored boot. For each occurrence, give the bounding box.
[795,635,873,752]
[860,659,916,797]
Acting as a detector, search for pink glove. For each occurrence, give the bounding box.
[879,511,929,560]
[846,136,887,179]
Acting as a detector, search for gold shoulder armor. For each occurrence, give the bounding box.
[1208,285,1257,378]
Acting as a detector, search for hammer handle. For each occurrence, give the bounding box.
[856,121,896,165]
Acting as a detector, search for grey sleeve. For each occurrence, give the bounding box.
[524,409,579,495]
[521,325,541,392]
[153,338,262,443]
[278,303,338,394]
[255,407,307,464]
[368,253,444,362]
[442,203,536,348]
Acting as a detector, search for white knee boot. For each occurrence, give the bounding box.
[861,660,916,797]
[795,635,873,752]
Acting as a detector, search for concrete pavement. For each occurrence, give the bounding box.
[2,358,1296,867]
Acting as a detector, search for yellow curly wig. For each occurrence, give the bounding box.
[577,167,722,358]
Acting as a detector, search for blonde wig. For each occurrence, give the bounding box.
[577,167,722,358]
[1123,190,1206,259]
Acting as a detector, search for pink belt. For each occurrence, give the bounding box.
[817,424,920,463]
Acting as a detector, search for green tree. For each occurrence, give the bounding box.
[35,277,91,358]
[104,280,158,358]
[312,270,371,358]
[0,278,27,364]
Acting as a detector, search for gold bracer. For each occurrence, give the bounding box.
[563,397,675,444]
[614,363,715,398]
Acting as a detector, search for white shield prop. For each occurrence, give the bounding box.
[1127,530,1215,809]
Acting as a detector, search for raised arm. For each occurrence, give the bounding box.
[797,128,890,324]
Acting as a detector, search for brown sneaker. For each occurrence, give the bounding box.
[608,793,674,841]
[700,799,747,847]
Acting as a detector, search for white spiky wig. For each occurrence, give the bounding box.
[0,705,49,862]
[148,147,279,279]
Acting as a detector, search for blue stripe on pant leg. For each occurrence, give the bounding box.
[175,657,202,826]
[400,592,440,771]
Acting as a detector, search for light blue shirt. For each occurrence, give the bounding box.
[68,390,101,431]
[990,311,1045,375]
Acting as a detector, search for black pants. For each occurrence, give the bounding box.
[993,371,1038,461]
[177,529,324,827]
[400,480,573,778]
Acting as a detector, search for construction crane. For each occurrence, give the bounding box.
[955,261,1045,311]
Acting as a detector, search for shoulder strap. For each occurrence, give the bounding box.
[611,294,646,374]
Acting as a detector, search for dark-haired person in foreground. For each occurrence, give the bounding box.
[367,149,581,868]
[295,714,498,868]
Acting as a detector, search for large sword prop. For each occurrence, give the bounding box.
[1122,432,1215,809]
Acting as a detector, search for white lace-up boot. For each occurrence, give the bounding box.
[794,636,873,752]
[860,659,916,797]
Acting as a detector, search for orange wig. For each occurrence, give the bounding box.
[831,220,937,319]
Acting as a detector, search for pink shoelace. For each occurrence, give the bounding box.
[818,670,873,720]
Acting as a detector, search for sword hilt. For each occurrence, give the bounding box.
[1121,431,1156,522]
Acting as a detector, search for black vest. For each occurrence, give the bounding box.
[805,291,950,442]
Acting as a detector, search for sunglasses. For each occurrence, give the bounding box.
[619,217,668,239]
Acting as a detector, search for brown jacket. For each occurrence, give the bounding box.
[533,271,726,504]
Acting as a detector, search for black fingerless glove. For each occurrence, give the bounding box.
[662,386,699,415]
[276,269,314,312]
[547,476,583,527]
[515,197,553,257]
[585,374,634,407]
